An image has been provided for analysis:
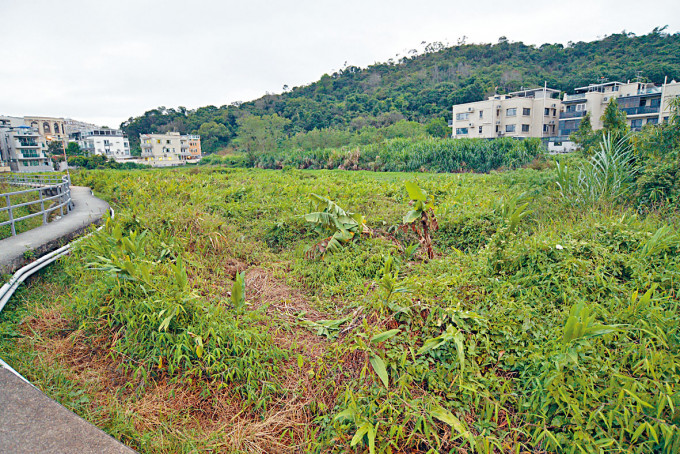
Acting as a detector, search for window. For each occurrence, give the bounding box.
[505,124,515,133]
[521,124,530,132]
[544,108,550,116]
[522,108,531,116]
[43,122,51,133]
[456,112,470,120]
[576,103,586,111]
[631,119,643,129]
[166,140,171,144]
[456,128,469,135]
[479,110,483,119]
[506,108,517,117]
[478,126,483,134]
[647,118,658,125]
[156,139,161,144]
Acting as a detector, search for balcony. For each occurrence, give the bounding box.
[558,129,577,137]
[560,110,586,119]
[620,106,660,116]
[638,87,661,95]
[563,93,586,102]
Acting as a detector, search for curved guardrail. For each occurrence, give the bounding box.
[0,205,114,381]
[0,173,72,237]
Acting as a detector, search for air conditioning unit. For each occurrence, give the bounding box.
[468,123,474,127]
[603,97,608,102]
[495,120,501,124]
[467,107,474,112]
[551,103,556,107]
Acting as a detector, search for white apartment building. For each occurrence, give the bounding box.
[451,87,561,140]
[0,124,53,173]
[552,78,680,151]
[76,129,131,162]
[140,132,201,167]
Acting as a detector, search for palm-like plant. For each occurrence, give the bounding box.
[402,182,439,259]
[304,193,370,258]
[556,133,638,206]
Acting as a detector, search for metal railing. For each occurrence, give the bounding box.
[560,110,587,119]
[0,173,72,237]
[0,205,114,383]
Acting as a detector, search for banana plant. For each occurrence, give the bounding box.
[402,181,439,260]
[303,193,370,258]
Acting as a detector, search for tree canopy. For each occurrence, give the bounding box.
[120,29,680,154]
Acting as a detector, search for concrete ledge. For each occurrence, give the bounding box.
[0,368,136,454]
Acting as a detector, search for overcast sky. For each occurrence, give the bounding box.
[1,0,678,127]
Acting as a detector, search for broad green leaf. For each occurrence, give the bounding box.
[430,405,471,440]
[418,335,447,355]
[405,181,427,202]
[403,210,421,224]
[351,424,370,447]
[369,354,389,388]
[371,329,400,343]
[231,271,246,310]
[334,408,356,421]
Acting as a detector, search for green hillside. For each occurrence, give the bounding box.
[121,28,680,153]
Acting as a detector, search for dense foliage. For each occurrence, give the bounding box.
[250,137,543,173]
[2,160,680,453]
[121,29,680,153]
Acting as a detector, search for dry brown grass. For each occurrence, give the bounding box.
[14,261,344,453]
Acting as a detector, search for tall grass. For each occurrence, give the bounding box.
[254,137,543,173]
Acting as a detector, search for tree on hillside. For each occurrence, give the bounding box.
[571,112,598,152]
[65,142,82,156]
[425,118,450,138]
[601,98,629,137]
[47,140,63,155]
[198,121,232,154]
[235,114,291,165]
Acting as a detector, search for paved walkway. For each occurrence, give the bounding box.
[0,186,110,274]
[0,368,135,454]
[0,186,136,453]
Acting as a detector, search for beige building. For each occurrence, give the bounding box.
[140,132,202,167]
[23,116,68,142]
[451,87,561,139]
[553,78,680,151]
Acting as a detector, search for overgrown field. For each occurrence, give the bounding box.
[1,164,679,453]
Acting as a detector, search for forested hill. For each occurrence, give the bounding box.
[121,29,680,153]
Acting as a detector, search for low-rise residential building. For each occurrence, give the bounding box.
[0,125,53,173]
[75,129,131,161]
[551,78,680,151]
[185,135,202,161]
[139,132,201,167]
[451,86,561,140]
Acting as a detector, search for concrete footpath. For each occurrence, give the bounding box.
[0,186,110,274]
[0,368,135,454]
[1,186,136,453]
